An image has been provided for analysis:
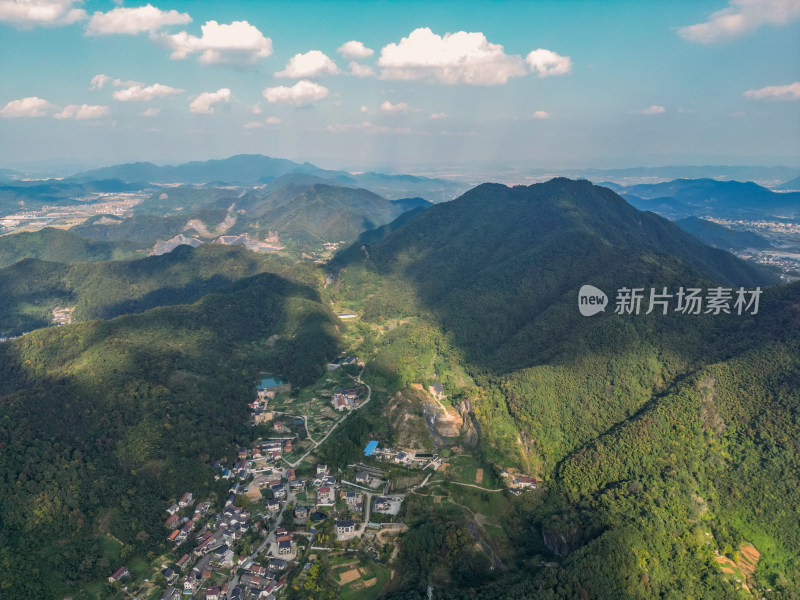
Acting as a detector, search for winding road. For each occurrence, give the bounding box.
[286,366,372,468]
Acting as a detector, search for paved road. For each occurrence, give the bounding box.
[286,366,372,468]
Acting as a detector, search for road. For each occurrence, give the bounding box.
[286,366,372,468]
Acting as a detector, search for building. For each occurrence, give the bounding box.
[514,476,538,489]
[178,492,193,507]
[355,471,372,484]
[108,566,129,583]
[206,587,221,600]
[431,382,446,400]
[278,540,292,555]
[336,519,356,536]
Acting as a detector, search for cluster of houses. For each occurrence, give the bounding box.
[159,554,289,600]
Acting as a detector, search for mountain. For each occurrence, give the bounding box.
[329,178,797,598]
[617,178,800,218]
[0,227,139,268]
[675,216,773,251]
[67,154,334,185]
[334,179,773,367]
[778,175,800,191]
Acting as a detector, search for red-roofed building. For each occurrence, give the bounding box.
[108,566,129,583]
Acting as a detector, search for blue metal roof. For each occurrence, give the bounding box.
[363,440,379,456]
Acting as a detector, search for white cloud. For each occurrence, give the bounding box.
[377,27,527,85]
[112,82,184,102]
[276,50,339,78]
[531,110,550,119]
[266,116,281,124]
[159,20,272,65]
[381,100,410,114]
[189,88,231,114]
[677,107,696,113]
[263,80,329,107]
[632,105,667,115]
[243,120,264,129]
[338,40,374,59]
[325,120,411,134]
[360,105,368,113]
[0,96,57,117]
[250,103,263,114]
[349,61,375,77]
[90,73,111,90]
[744,81,800,100]
[525,48,572,77]
[86,3,190,35]
[678,0,800,43]
[142,107,160,117]
[430,112,447,119]
[54,104,111,119]
[0,0,86,28]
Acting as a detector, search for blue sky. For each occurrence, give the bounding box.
[0,0,798,171]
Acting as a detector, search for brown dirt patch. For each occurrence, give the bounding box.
[363,578,377,587]
[338,569,361,585]
[475,468,483,484]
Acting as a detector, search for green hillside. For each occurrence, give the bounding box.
[0,244,309,335]
[0,227,140,268]
[327,178,798,598]
[0,271,339,598]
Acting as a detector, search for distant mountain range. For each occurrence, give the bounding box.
[604,178,800,218]
[66,154,469,202]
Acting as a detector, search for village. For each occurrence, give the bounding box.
[105,359,539,600]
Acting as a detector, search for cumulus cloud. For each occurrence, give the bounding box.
[112,82,184,102]
[360,105,368,113]
[678,0,800,43]
[158,20,272,65]
[189,88,231,114]
[86,3,190,35]
[0,0,86,28]
[531,110,550,119]
[525,49,572,77]
[325,120,410,134]
[54,104,111,119]
[338,40,374,59]
[744,81,800,100]
[349,61,375,77]
[430,112,447,119]
[276,50,339,78]
[0,96,57,117]
[90,73,111,90]
[381,100,410,114]
[632,105,667,114]
[377,27,527,85]
[263,80,329,106]
[266,116,281,124]
[142,107,161,117]
[243,120,264,129]
[244,115,280,129]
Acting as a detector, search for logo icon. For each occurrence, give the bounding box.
[578,285,608,317]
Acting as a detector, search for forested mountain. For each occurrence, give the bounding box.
[329,178,798,598]
[0,267,339,598]
[675,216,773,250]
[0,227,139,268]
[0,244,304,335]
